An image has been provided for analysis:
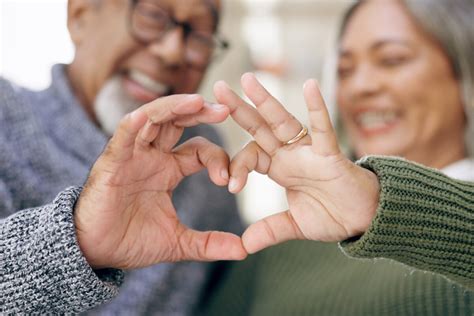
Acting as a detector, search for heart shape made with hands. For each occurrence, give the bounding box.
[74,77,379,270]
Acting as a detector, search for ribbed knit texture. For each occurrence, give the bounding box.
[202,241,473,315]
[342,156,474,290]
[0,187,123,313]
[201,156,473,315]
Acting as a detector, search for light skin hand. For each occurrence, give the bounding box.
[214,73,381,254]
[74,94,247,270]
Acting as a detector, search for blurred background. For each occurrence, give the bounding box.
[0,0,352,224]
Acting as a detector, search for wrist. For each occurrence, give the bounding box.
[74,198,107,270]
[349,167,380,237]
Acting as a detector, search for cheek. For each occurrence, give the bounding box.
[335,89,356,128]
[394,61,463,130]
[83,33,139,86]
[335,88,348,114]
[108,38,142,70]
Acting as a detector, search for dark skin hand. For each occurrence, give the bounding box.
[75,94,247,269]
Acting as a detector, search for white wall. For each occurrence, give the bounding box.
[0,0,73,90]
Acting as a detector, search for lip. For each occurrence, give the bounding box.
[356,120,399,137]
[121,72,171,103]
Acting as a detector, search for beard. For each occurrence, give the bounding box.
[93,75,142,136]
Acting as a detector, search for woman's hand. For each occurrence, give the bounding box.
[214,74,381,254]
[74,94,247,270]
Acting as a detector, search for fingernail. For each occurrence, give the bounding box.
[304,79,318,90]
[312,79,320,88]
[174,94,202,114]
[186,94,201,100]
[210,102,227,111]
[228,177,239,193]
[221,169,229,181]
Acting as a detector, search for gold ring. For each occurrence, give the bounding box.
[284,125,308,145]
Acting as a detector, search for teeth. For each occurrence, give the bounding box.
[356,111,398,129]
[129,70,169,94]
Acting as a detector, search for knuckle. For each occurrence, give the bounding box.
[245,124,259,137]
[245,140,259,150]
[269,115,296,133]
[262,218,278,244]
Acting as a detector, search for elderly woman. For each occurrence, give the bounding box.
[200,0,473,315]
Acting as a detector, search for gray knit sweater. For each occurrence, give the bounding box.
[0,66,243,314]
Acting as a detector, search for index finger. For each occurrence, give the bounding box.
[140,94,205,124]
[241,73,306,144]
[213,80,282,155]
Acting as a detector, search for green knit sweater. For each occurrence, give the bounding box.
[201,157,473,315]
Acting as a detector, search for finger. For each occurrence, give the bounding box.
[151,122,183,152]
[173,137,231,186]
[242,210,305,254]
[240,73,304,144]
[213,80,281,155]
[178,228,248,261]
[105,110,149,162]
[118,94,203,151]
[303,79,340,156]
[172,102,230,127]
[135,121,182,153]
[136,100,228,150]
[135,119,161,149]
[140,94,205,124]
[228,141,271,194]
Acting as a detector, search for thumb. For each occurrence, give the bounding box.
[176,227,248,261]
[242,210,305,254]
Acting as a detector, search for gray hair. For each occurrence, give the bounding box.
[338,0,474,156]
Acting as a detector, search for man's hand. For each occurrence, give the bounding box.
[214,74,380,254]
[74,94,247,270]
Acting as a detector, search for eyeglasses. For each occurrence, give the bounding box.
[129,0,229,71]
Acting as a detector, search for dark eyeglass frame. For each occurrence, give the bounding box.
[128,0,230,71]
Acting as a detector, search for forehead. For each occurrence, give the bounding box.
[156,0,219,20]
[340,0,422,50]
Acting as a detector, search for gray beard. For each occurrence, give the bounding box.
[94,76,142,136]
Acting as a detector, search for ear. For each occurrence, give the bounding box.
[67,0,97,46]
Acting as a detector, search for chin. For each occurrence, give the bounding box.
[353,140,409,158]
[94,75,142,136]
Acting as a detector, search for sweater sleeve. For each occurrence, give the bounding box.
[0,186,123,314]
[340,156,474,290]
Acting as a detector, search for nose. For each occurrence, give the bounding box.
[148,28,186,68]
[346,63,383,100]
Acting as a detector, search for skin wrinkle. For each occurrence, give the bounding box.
[253,143,271,174]
[285,210,305,240]
[261,217,278,245]
[289,186,348,238]
[269,114,299,141]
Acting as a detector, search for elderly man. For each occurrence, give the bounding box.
[0,0,243,314]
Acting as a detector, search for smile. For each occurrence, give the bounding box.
[355,110,400,134]
[123,70,171,103]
